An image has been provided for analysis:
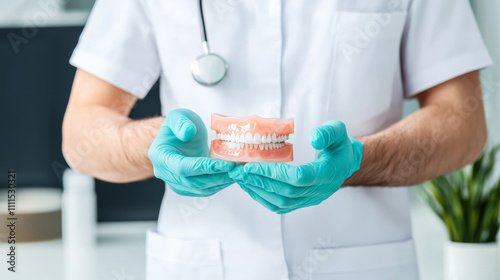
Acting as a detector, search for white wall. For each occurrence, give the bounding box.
[471,0,500,145]
[407,3,500,279]
[0,0,90,28]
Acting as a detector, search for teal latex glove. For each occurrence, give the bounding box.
[229,121,363,214]
[149,109,236,197]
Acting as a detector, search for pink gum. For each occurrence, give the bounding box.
[211,113,294,136]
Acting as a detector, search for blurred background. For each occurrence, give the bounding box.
[0,0,164,222]
[0,1,499,280]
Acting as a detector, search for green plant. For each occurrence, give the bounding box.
[419,145,500,243]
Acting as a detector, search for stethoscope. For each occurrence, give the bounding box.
[191,0,229,86]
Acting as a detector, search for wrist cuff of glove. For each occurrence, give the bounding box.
[348,137,363,177]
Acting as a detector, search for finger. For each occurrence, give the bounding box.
[276,197,318,214]
[310,120,348,150]
[276,191,327,214]
[275,190,327,214]
[155,166,233,191]
[165,154,236,177]
[242,183,307,210]
[228,164,245,178]
[243,161,321,186]
[168,181,232,197]
[239,185,283,213]
[164,168,235,189]
[232,169,304,210]
[164,109,198,142]
[230,168,313,198]
[168,183,210,197]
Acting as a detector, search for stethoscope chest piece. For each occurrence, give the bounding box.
[192,0,229,87]
[191,53,228,86]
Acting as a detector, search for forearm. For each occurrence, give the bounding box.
[344,73,487,187]
[62,106,163,183]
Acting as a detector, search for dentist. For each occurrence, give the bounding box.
[62,0,492,279]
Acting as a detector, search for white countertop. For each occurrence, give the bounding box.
[0,221,155,280]
[0,195,451,280]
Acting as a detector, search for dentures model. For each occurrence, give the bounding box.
[210,114,294,163]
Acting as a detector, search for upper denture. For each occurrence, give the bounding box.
[211,114,294,136]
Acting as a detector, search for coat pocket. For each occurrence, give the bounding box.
[309,239,419,280]
[146,229,224,280]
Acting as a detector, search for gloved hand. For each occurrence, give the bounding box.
[149,109,236,197]
[229,120,363,214]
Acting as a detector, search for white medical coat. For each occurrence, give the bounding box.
[70,0,492,279]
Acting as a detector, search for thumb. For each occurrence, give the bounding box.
[164,109,198,142]
[310,120,348,150]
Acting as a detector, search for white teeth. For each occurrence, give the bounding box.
[245,133,253,144]
[261,134,267,144]
[219,131,290,146]
[253,133,261,144]
[272,133,277,143]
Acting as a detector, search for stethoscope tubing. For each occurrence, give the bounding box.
[192,0,229,86]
